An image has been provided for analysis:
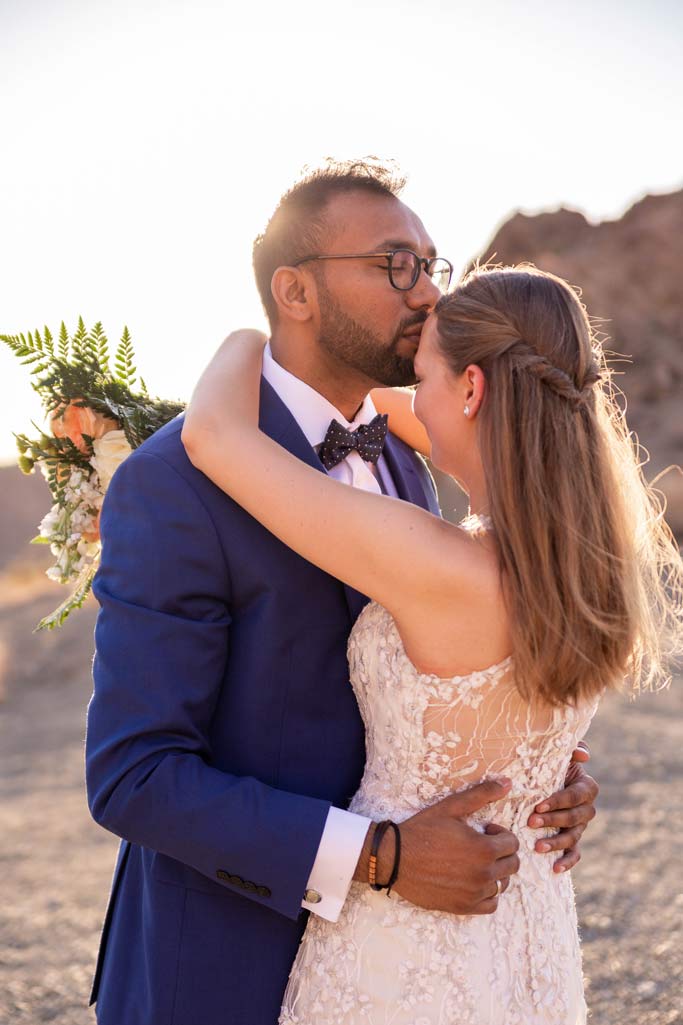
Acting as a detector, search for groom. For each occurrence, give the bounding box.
[86,160,598,1025]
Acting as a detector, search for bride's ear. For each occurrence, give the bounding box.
[271,267,316,323]
[463,364,486,418]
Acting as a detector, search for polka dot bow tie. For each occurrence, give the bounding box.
[318,413,389,470]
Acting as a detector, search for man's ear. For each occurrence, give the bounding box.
[271,267,316,323]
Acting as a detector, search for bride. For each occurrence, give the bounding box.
[181,265,682,1024]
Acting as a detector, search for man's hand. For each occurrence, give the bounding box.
[528,741,599,872]
[354,780,520,915]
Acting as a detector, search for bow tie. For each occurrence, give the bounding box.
[318,413,389,470]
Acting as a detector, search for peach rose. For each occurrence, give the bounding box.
[51,399,119,453]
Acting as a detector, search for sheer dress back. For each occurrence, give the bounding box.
[279,601,599,1025]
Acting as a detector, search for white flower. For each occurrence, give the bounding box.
[39,505,62,539]
[76,538,99,558]
[91,430,132,489]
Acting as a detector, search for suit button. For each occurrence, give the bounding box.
[304,889,322,904]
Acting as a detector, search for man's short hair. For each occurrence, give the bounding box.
[252,157,406,326]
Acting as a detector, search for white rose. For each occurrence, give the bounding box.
[91,430,133,490]
[77,537,99,558]
[39,507,60,538]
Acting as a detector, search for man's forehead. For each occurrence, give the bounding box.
[324,191,436,255]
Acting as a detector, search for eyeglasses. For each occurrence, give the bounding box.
[292,249,453,293]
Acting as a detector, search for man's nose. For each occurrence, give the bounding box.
[405,270,441,312]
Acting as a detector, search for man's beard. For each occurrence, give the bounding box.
[317,284,421,387]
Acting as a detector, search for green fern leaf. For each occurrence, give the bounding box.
[36,328,47,353]
[91,321,110,374]
[58,322,70,361]
[71,316,87,362]
[114,325,137,388]
[35,561,99,632]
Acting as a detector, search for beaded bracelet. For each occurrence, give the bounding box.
[368,820,401,895]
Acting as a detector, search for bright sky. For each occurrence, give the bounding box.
[1,0,681,465]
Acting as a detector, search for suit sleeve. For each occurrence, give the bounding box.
[85,447,331,922]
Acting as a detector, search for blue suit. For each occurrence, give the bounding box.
[85,378,440,1025]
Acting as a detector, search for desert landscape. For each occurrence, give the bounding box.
[1,190,682,1024]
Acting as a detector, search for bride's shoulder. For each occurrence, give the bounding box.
[389,513,505,641]
[432,517,501,593]
[390,528,511,677]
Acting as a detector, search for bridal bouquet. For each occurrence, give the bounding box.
[2,319,184,629]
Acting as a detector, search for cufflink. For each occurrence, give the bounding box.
[304,888,322,904]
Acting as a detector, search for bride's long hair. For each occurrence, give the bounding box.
[435,264,683,706]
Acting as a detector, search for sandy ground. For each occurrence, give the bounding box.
[0,572,681,1025]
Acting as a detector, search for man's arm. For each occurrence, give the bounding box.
[352,780,521,914]
[85,446,331,922]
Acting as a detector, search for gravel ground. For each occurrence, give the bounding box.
[0,577,681,1025]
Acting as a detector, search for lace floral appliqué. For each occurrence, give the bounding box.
[279,602,597,1025]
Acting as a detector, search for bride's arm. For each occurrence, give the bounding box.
[370,387,431,458]
[181,331,473,620]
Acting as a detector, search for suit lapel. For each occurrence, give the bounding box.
[259,379,366,620]
[258,377,327,473]
[341,435,438,621]
[257,379,436,623]
[382,433,433,511]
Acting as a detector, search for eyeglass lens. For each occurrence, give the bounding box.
[390,250,451,292]
[428,259,452,293]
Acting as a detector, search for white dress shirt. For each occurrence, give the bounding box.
[261,342,398,922]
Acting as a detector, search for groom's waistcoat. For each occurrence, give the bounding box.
[85,379,440,1025]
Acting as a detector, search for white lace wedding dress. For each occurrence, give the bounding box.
[279,601,599,1025]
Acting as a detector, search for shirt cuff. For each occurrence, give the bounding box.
[301,806,371,922]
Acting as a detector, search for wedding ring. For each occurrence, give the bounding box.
[494,879,503,897]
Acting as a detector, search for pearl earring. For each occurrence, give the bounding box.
[464,405,471,417]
